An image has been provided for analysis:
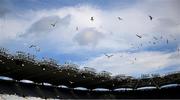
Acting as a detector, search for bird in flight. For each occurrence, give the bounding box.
[76,26,78,31]
[29,45,41,52]
[177,47,180,52]
[135,58,137,61]
[104,53,113,59]
[69,81,74,84]
[160,36,163,39]
[90,17,94,21]
[136,34,142,38]
[149,15,153,20]
[118,17,123,20]
[29,45,36,48]
[153,36,158,40]
[51,21,57,27]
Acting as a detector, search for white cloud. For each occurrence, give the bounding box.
[82,51,180,76]
[73,27,105,46]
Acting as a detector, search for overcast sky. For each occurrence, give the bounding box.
[0,0,180,77]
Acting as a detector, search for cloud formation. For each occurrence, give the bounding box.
[82,51,180,76]
[73,27,104,46]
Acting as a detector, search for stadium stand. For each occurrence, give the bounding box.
[0,47,180,99]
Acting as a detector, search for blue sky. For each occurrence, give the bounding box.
[0,0,180,77]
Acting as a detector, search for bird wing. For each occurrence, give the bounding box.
[136,34,142,38]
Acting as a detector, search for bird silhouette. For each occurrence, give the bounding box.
[118,17,123,20]
[51,21,57,27]
[149,15,153,20]
[153,36,158,40]
[90,17,94,21]
[177,47,180,52]
[76,27,78,31]
[104,53,113,59]
[29,45,41,52]
[136,34,142,38]
[29,45,36,48]
[69,81,74,84]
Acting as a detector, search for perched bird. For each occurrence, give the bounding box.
[149,15,153,20]
[136,34,142,38]
[90,17,94,21]
[104,53,113,59]
[118,17,123,20]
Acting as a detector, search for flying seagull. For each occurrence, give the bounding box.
[51,21,57,27]
[160,36,163,39]
[135,58,137,61]
[29,45,36,48]
[149,15,153,20]
[29,45,41,52]
[76,27,78,31]
[104,53,113,59]
[118,17,123,20]
[177,47,180,53]
[69,81,74,84]
[90,17,94,21]
[136,34,142,38]
[153,36,158,40]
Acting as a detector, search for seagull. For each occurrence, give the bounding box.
[153,36,158,40]
[104,53,113,59]
[29,45,41,52]
[140,44,143,47]
[177,47,180,53]
[118,17,123,20]
[29,45,36,48]
[136,34,142,38]
[76,27,78,31]
[90,17,94,21]
[149,15,153,20]
[69,81,74,84]
[51,21,57,27]
[160,36,163,39]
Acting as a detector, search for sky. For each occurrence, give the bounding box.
[0,0,180,77]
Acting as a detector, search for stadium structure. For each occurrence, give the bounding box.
[0,47,180,99]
